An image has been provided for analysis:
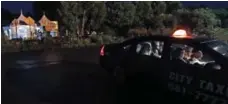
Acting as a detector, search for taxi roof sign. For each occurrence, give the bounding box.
[172,29,192,38]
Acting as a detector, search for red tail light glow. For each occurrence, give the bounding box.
[100,45,105,56]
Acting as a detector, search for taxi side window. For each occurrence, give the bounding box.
[188,50,218,69]
[170,44,193,63]
[200,52,215,62]
[170,44,218,69]
[136,41,164,58]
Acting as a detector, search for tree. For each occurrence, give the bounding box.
[57,2,77,37]
[58,1,106,37]
[126,1,180,35]
[165,1,182,14]
[163,1,182,27]
[175,8,193,28]
[133,1,153,27]
[150,1,167,29]
[105,1,136,36]
[175,8,220,36]
[213,9,228,27]
[192,8,219,32]
[85,2,106,32]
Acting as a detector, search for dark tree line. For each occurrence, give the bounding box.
[32,1,228,37]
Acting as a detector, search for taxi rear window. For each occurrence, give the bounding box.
[205,41,228,57]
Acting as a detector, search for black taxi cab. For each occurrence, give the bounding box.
[99,29,228,104]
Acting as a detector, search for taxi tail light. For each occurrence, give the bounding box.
[100,45,105,56]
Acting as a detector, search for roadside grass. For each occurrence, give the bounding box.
[215,28,228,41]
[2,28,228,53]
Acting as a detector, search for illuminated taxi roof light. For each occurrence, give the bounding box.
[172,29,188,38]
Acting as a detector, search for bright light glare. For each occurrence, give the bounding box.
[172,29,188,38]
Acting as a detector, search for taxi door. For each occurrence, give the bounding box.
[138,39,171,103]
[195,66,228,104]
[165,41,202,103]
[166,41,228,104]
[122,39,169,103]
[192,46,228,104]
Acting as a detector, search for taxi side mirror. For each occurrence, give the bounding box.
[205,63,221,70]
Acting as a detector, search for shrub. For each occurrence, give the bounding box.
[76,39,85,47]
[91,33,125,44]
[128,27,148,37]
[2,42,18,52]
[90,34,103,45]
[101,35,113,44]
[82,38,92,47]
[100,25,117,36]
[115,36,125,43]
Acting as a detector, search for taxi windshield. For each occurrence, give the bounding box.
[205,40,228,57]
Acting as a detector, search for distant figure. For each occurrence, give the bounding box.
[37,30,42,40]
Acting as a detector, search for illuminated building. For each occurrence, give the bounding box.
[38,12,59,37]
[3,10,58,40]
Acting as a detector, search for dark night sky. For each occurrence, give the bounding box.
[2,1,34,14]
[1,1,228,15]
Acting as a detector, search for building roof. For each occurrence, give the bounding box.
[10,10,37,26]
[10,19,18,26]
[26,16,35,25]
[39,12,51,26]
[17,10,27,23]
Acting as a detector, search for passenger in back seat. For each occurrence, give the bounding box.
[139,42,152,56]
[183,46,193,61]
[189,50,206,66]
[172,48,187,64]
[152,41,162,58]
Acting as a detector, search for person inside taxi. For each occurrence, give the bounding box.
[183,46,193,60]
[189,50,207,66]
[139,42,152,56]
[153,41,162,58]
[172,48,187,63]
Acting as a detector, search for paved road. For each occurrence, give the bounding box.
[3,62,118,104]
[1,48,174,104]
[2,49,117,104]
